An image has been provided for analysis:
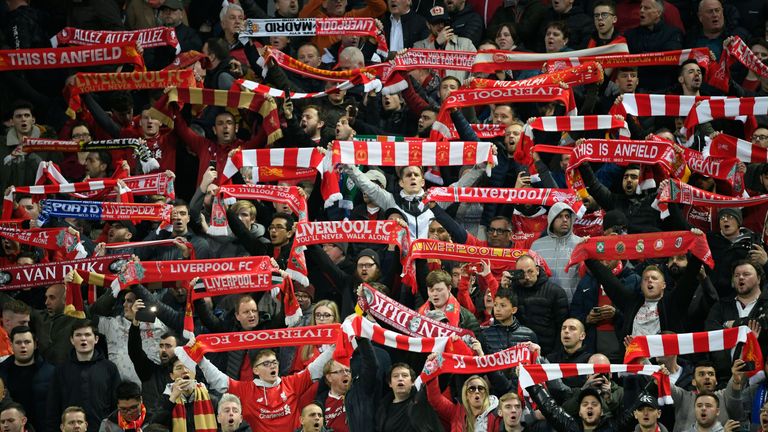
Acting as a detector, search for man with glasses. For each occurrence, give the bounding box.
[315,338,380,431]
[587,0,625,47]
[98,381,149,432]
[267,213,296,270]
[752,128,768,148]
[190,344,335,431]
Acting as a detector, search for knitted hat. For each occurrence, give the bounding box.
[718,208,743,226]
[357,248,381,268]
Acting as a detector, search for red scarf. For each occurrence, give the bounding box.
[469,62,604,89]
[683,97,766,138]
[287,220,410,286]
[625,326,762,377]
[0,42,144,71]
[331,140,496,172]
[682,147,742,186]
[423,187,586,217]
[554,139,676,172]
[544,47,711,72]
[565,231,714,272]
[117,256,274,289]
[209,185,309,237]
[708,133,768,163]
[403,239,551,292]
[52,27,180,52]
[471,44,628,72]
[380,49,475,92]
[170,384,216,432]
[708,36,768,92]
[417,294,463,328]
[0,255,127,291]
[263,47,384,83]
[419,344,532,383]
[431,85,575,140]
[38,200,171,225]
[117,404,147,432]
[0,226,86,259]
[655,179,768,217]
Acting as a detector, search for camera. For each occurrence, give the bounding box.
[508,269,524,279]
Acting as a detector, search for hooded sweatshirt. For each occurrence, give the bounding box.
[530,202,582,302]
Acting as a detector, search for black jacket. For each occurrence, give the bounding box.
[585,255,703,343]
[479,318,539,356]
[487,0,547,51]
[546,346,593,389]
[128,323,172,415]
[0,354,54,432]
[315,338,380,431]
[448,4,484,46]
[529,384,639,432]
[538,7,592,50]
[374,386,445,432]
[512,272,570,356]
[624,22,683,92]
[382,10,430,50]
[46,349,121,432]
[706,228,761,297]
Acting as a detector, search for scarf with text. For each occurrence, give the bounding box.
[565,231,714,272]
[380,49,475,93]
[654,179,768,218]
[3,179,120,219]
[563,139,676,173]
[287,220,410,286]
[0,255,128,290]
[403,239,551,292]
[338,315,450,362]
[117,256,274,289]
[707,133,768,163]
[209,185,308,236]
[0,42,144,71]
[166,87,282,145]
[162,50,206,71]
[423,187,586,217]
[38,200,171,225]
[626,326,762,378]
[471,44,628,73]
[235,76,380,99]
[708,36,768,92]
[23,137,159,173]
[683,97,767,138]
[514,115,629,180]
[331,140,496,175]
[177,324,341,365]
[357,283,473,337]
[431,85,575,140]
[241,18,388,57]
[52,27,180,53]
[420,344,533,383]
[262,47,384,84]
[171,384,216,432]
[186,270,300,334]
[65,70,196,117]
[544,47,711,72]
[682,147,742,187]
[469,61,604,90]
[519,363,671,405]
[0,226,86,260]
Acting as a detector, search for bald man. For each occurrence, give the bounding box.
[560,353,624,417]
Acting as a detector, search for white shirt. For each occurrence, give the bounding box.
[389,14,404,52]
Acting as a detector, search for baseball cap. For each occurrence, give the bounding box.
[636,393,659,410]
[427,6,450,23]
[160,0,184,9]
[364,169,387,189]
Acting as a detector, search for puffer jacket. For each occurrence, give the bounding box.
[512,272,569,356]
[529,385,639,432]
[479,318,538,355]
[530,202,582,303]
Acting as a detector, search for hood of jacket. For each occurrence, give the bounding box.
[546,202,576,237]
[68,347,107,364]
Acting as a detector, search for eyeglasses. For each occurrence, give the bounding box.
[314,312,333,319]
[357,262,376,269]
[753,135,768,141]
[593,12,614,19]
[268,225,287,231]
[72,133,91,139]
[487,228,511,235]
[329,368,351,375]
[118,404,141,413]
[467,385,487,393]
[256,359,279,368]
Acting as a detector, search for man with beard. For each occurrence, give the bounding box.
[282,103,327,147]
[416,108,437,138]
[0,326,53,432]
[678,60,705,96]
[529,384,649,432]
[704,208,764,297]
[690,393,729,432]
[128,307,179,415]
[665,254,718,332]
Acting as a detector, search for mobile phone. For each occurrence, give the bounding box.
[209,159,217,169]
[743,361,756,371]
[592,307,601,313]
[509,269,524,279]
[135,305,158,323]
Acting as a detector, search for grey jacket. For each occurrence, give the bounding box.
[671,381,742,432]
[530,202,582,303]
[413,35,476,81]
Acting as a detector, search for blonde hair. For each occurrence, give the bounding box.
[461,375,491,432]
[300,300,340,361]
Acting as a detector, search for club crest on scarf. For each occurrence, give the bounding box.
[119,261,146,286]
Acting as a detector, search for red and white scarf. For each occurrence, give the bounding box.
[380,49,475,93]
[177,324,341,365]
[431,86,575,140]
[625,326,762,377]
[0,42,145,71]
[403,239,551,292]
[340,314,450,355]
[706,133,768,163]
[563,139,676,173]
[423,186,586,217]
[0,226,86,260]
[565,231,715,272]
[610,94,721,118]
[261,47,384,85]
[682,147,742,187]
[519,363,671,405]
[208,184,308,236]
[235,76,380,99]
[514,115,629,179]
[105,238,196,259]
[357,283,472,337]
[545,47,711,72]
[420,344,533,383]
[240,18,388,57]
[708,36,768,92]
[331,140,497,175]
[469,61,604,90]
[683,97,768,138]
[471,44,628,73]
[654,179,768,218]
[0,255,127,290]
[287,220,410,286]
[51,26,180,53]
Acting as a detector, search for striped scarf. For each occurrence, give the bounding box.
[170,384,217,432]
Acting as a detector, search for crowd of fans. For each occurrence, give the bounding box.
[2,0,768,431]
